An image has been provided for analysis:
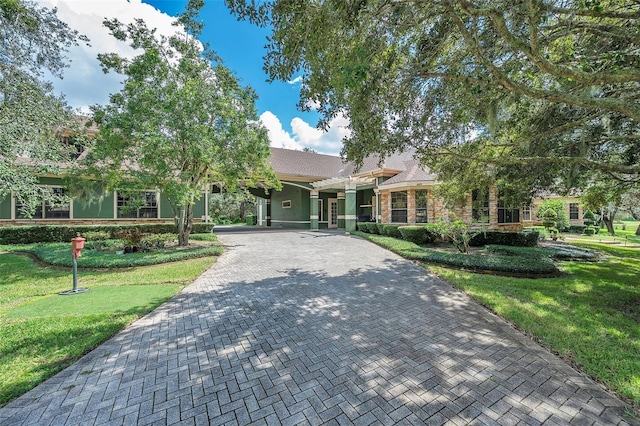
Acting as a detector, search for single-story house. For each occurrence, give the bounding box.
[0,146,585,231]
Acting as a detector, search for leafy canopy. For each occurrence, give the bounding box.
[227,0,640,205]
[81,0,279,244]
[0,0,88,215]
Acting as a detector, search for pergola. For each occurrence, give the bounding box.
[310,176,375,231]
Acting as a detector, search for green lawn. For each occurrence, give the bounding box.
[429,244,640,410]
[0,251,217,407]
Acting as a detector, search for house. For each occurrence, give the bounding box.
[0,146,584,231]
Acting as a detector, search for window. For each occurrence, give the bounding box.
[44,187,70,219]
[391,191,407,223]
[569,203,579,220]
[117,191,158,218]
[522,205,532,221]
[15,187,69,219]
[415,189,428,223]
[318,199,323,222]
[498,199,520,224]
[472,189,490,223]
[282,200,291,208]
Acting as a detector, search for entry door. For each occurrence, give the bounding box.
[329,198,338,228]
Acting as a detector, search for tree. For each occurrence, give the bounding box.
[227,0,640,205]
[0,0,88,216]
[81,0,279,245]
[536,199,569,232]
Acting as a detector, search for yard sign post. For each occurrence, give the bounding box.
[59,235,89,295]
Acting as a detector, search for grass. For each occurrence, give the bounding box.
[426,247,640,409]
[0,242,218,407]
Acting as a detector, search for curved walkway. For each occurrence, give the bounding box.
[0,230,635,425]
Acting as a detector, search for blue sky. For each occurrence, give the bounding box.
[39,0,348,155]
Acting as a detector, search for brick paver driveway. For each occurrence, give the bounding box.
[0,230,635,425]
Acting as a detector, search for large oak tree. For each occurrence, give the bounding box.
[0,0,88,215]
[228,0,640,206]
[83,0,279,245]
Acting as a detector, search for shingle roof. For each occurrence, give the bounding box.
[268,147,438,185]
[378,160,438,186]
[268,147,348,179]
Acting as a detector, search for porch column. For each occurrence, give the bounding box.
[337,192,345,229]
[310,190,319,231]
[345,182,357,232]
[266,199,271,227]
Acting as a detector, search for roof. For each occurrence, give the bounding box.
[268,147,348,179]
[268,147,438,186]
[378,160,438,186]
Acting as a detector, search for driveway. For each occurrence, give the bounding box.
[0,230,634,425]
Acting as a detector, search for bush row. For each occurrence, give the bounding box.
[353,232,558,274]
[468,230,539,247]
[0,223,213,244]
[356,222,539,247]
[27,242,223,268]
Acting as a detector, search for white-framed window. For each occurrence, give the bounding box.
[415,189,428,223]
[522,205,532,221]
[569,203,579,220]
[498,195,520,224]
[282,200,291,209]
[391,191,407,223]
[117,191,158,218]
[15,187,70,219]
[472,189,490,223]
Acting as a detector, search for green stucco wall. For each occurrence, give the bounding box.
[270,183,311,229]
[73,192,115,219]
[0,194,11,219]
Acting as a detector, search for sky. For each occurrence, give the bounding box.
[38,0,349,155]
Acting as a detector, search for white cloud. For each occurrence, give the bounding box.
[260,111,350,156]
[287,75,303,85]
[260,111,304,151]
[39,0,185,112]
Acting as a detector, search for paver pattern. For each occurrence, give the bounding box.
[0,230,636,425]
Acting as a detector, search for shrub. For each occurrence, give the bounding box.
[84,231,111,251]
[365,222,379,234]
[382,224,402,238]
[399,226,428,244]
[352,232,558,274]
[486,244,598,261]
[376,223,385,234]
[139,233,177,251]
[245,215,256,226]
[113,228,144,252]
[469,230,539,247]
[356,222,369,232]
[190,233,218,242]
[567,225,587,234]
[426,218,474,253]
[0,223,213,245]
[584,226,596,235]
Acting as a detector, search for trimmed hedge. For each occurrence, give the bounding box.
[469,230,539,247]
[485,244,598,260]
[365,222,380,234]
[382,224,402,238]
[376,223,385,234]
[356,222,369,232]
[399,226,428,244]
[351,231,559,275]
[0,223,213,244]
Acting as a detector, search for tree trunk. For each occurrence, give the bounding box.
[177,204,194,246]
[636,223,640,236]
[601,206,617,235]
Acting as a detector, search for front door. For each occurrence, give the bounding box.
[329,198,338,228]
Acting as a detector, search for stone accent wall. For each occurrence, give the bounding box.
[380,192,390,223]
[407,190,416,224]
